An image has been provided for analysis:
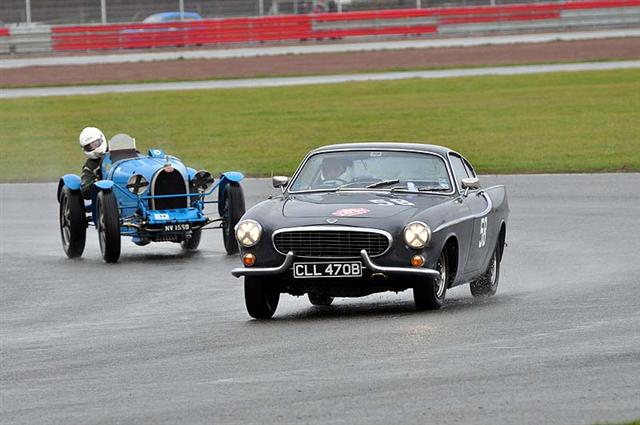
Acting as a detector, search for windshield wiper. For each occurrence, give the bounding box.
[365,179,400,189]
[390,186,450,194]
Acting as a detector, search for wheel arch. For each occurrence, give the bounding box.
[90,180,116,225]
[57,174,81,202]
[217,172,244,216]
[441,234,459,288]
[498,221,507,261]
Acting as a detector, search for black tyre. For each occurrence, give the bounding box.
[308,293,334,306]
[244,277,279,319]
[470,245,501,297]
[222,182,246,255]
[180,228,202,251]
[59,187,87,258]
[96,190,121,263]
[414,250,448,311]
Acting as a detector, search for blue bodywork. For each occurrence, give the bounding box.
[59,146,243,246]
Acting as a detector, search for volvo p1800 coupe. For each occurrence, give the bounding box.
[57,134,245,263]
[231,143,509,319]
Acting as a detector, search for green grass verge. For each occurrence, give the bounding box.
[1,68,639,182]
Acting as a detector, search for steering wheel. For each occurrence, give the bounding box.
[321,178,347,186]
[349,176,377,183]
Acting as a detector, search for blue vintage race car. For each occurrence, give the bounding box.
[57,134,245,263]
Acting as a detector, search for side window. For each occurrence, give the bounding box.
[448,154,469,191]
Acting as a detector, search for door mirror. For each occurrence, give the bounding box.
[461,177,480,190]
[272,176,289,189]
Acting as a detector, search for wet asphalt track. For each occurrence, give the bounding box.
[1,174,639,425]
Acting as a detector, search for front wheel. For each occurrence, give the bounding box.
[96,190,121,263]
[470,246,501,297]
[244,277,279,319]
[222,182,246,255]
[414,250,448,310]
[59,186,86,258]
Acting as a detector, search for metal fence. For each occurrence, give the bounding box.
[2,0,569,25]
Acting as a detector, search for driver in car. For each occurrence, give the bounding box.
[320,157,350,182]
[79,127,107,199]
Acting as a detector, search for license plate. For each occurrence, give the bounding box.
[163,223,191,231]
[293,262,362,279]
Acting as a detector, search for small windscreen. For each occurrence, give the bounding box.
[109,134,136,151]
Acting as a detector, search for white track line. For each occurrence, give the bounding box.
[2,60,639,99]
[1,29,639,69]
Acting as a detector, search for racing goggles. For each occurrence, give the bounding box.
[83,138,104,152]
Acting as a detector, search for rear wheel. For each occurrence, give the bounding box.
[308,293,334,306]
[414,250,448,310]
[96,190,121,263]
[180,228,202,251]
[470,245,501,297]
[244,277,279,319]
[222,182,245,255]
[59,187,86,258]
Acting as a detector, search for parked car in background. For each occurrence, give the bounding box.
[142,12,203,23]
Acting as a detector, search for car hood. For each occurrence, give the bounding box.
[282,191,448,219]
[243,191,455,233]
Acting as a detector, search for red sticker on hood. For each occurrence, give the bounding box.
[332,208,370,217]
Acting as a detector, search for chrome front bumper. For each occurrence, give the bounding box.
[230,250,440,279]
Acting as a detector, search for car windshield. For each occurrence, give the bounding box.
[288,150,452,193]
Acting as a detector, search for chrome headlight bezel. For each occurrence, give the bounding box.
[235,219,263,248]
[403,221,431,249]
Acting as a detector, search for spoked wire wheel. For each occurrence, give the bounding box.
[96,190,121,263]
[221,182,245,255]
[58,187,86,258]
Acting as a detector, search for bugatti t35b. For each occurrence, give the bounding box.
[57,134,245,262]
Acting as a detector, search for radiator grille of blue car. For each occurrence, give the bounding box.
[151,169,188,210]
[273,230,390,258]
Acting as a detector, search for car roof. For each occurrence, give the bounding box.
[310,142,455,157]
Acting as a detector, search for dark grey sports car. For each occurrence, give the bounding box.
[231,143,509,319]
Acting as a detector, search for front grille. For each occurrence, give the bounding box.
[151,169,187,210]
[273,229,390,258]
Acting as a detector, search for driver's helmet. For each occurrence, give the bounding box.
[79,127,107,159]
[321,157,350,180]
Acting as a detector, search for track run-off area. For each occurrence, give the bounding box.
[2,60,640,98]
[1,175,639,425]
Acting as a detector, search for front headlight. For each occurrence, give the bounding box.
[235,219,262,247]
[403,221,431,249]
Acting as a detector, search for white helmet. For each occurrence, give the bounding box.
[79,127,107,159]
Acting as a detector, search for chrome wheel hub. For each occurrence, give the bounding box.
[435,257,447,298]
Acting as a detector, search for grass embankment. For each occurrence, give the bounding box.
[1,68,639,182]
